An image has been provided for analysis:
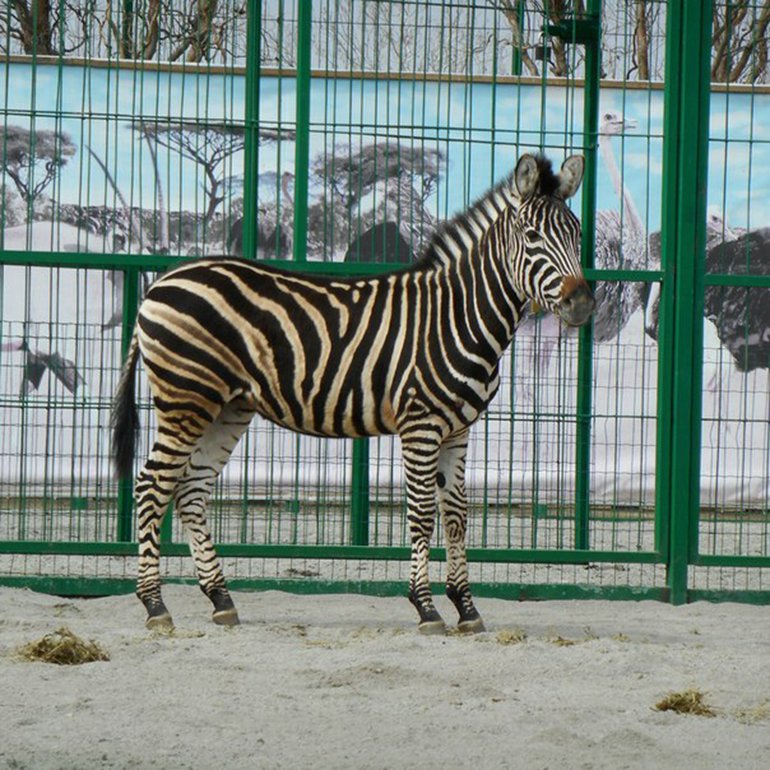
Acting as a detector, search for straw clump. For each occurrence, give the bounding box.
[16,626,110,665]
[496,628,528,646]
[654,688,716,717]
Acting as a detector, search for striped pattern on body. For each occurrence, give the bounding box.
[112,153,594,633]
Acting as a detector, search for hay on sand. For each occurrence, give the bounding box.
[654,689,716,717]
[15,627,109,665]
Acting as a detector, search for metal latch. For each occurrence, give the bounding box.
[544,15,601,46]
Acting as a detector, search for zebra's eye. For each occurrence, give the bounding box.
[525,229,541,244]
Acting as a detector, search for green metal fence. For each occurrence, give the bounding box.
[0,1,768,604]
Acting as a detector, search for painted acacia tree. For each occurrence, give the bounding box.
[0,124,76,205]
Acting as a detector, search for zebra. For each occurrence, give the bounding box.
[111,152,595,634]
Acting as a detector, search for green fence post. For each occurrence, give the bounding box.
[293,0,312,265]
[241,0,262,261]
[116,266,139,542]
[511,2,525,77]
[575,2,602,552]
[350,439,370,546]
[659,0,712,604]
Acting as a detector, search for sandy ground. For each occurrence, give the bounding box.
[0,585,768,770]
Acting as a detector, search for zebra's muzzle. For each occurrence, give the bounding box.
[558,278,595,327]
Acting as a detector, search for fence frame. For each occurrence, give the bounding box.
[1,0,768,605]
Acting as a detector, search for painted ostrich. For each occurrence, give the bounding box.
[644,213,766,397]
[644,210,740,342]
[514,111,649,404]
[703,226,770,373]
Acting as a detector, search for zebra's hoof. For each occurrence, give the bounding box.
[447,586,484,633]
[457,616,486,634]
[213,608,240,626]
[145,612,175,632]
[418,618,447,636]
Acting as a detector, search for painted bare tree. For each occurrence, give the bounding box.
[489,0,588,77]
[712,1,770,83]
[6,3,770,84]
[2,0,247,63]
[6,0,59,54]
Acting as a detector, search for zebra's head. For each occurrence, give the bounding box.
[509,154,595,327]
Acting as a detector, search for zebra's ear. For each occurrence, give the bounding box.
[514,154,540,199]
[558,155,585,198]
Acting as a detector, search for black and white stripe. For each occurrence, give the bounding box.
[112,152,594,633]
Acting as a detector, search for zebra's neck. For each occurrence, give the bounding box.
[416,185,526,362]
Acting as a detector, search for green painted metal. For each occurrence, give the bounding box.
[0,538,661,565]
[574,1,602,553]
[0,573,672,603]
[660,0,712,605]
[1,2,767,606]
[0,249,666,283]
[116,266,139,542]
[654,33,678,565]
[292,0,312,265]
[694,554,770,568]
[510,2,524,77]
[545,19,601,46]
[350,438,370,546]
[241,0,262,261]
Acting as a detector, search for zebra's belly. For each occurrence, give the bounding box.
[244,369,500,440]
[247,390,399,439]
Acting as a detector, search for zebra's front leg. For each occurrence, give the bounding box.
[438,430,485,633]
[401,433,445,635]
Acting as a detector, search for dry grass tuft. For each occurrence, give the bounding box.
[496,628,527,645]
[548,635,578,647]
[654,689,716,717]
[16,627,109,665]
[736,700,770,724]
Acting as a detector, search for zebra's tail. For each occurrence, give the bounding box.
[111,330,141,480]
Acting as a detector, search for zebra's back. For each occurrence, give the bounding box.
[137,257,426,439]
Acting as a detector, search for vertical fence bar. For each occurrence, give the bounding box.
[293,0,312,264]
[350,438,370,546]
[655,3,681,574]
[116,267,139,542]
[660,0,712,604]
[285,0,314,532]
[575,2,602,552]
[318,0,370,546]
[241,0,262,261]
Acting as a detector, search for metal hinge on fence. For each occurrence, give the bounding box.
[544,15,601,46]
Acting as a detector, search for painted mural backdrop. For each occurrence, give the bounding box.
[0,62,768,509]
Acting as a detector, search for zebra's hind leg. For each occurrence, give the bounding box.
[438,430,485,633]
[401,431,446,635]
[173,398,255,626]
[135,438,194,631]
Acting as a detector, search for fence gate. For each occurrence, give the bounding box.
[0,1,768,604]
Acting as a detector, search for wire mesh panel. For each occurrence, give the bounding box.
[696,1,770,586]
[0,1,767,602]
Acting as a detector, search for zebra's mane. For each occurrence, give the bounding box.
[413,154,560,271]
